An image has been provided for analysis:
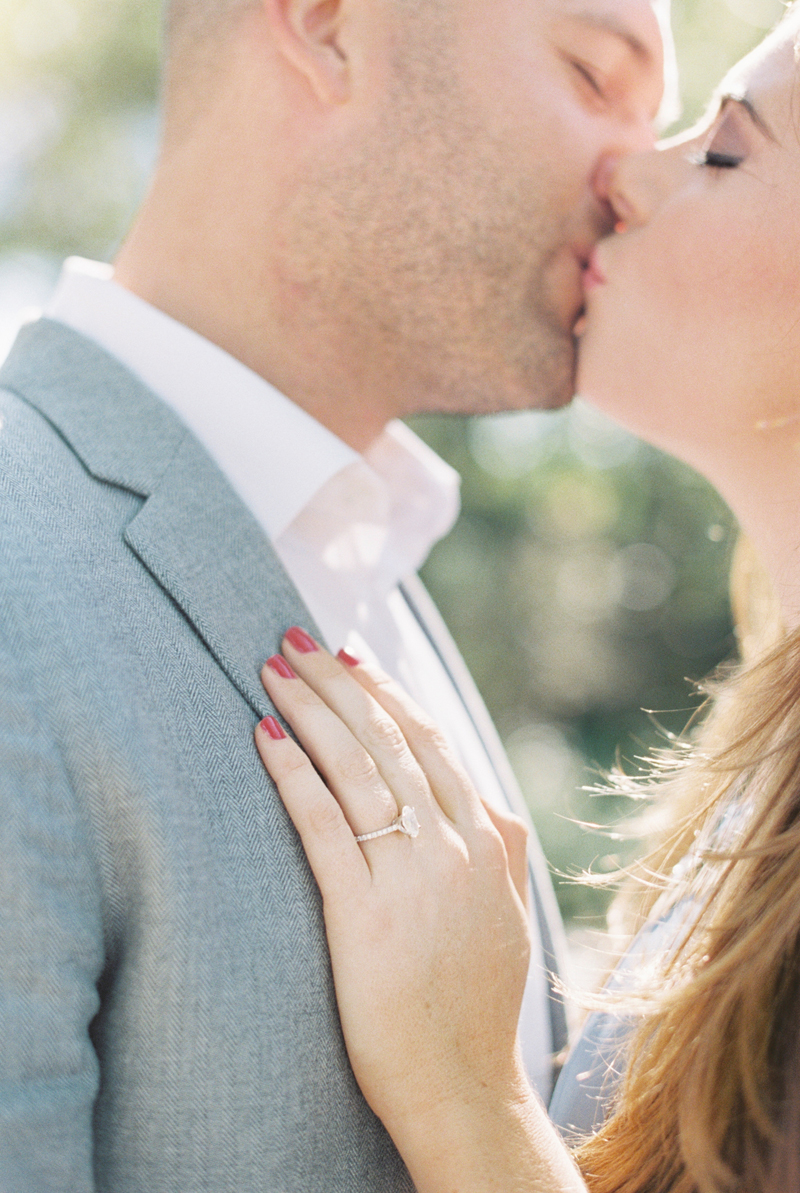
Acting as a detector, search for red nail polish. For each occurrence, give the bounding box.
[337,649,360,667]
[285,626,318,654]
[260,716,286,740]
[266,655,296,679]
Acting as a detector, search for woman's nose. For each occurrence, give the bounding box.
[593,148,668,230]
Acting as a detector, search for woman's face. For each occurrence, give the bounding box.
[576,10,800,479]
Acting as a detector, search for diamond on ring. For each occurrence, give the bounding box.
[355,806,420,843]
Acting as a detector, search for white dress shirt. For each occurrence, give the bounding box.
[45,256,553,1095]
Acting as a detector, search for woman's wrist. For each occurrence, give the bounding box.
[382,1055,586,1193]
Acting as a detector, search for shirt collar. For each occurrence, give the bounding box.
[45,257,460,582]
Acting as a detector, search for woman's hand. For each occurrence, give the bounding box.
[255,630,532,1131]
[255,629,587,1193]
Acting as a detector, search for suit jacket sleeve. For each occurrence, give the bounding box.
[0,594,103,1193]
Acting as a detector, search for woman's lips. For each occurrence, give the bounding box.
[582,248,607,292]
[573,249,607,337]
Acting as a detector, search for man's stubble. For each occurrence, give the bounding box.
[280,9,579,421]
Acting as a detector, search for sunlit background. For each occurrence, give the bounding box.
[0,0,785,940]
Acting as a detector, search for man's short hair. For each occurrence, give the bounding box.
[164,0,258,65]
[161,0,259,134]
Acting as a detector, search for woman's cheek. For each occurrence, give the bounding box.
[576,254,721,453]
[578,255,673,421]
[580,186,800,455]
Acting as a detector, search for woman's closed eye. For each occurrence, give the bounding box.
[689,100,751,171]
[692,148,744,168]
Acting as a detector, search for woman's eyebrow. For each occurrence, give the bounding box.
[721,91,777,142]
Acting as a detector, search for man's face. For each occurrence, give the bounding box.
[285,0,667,419]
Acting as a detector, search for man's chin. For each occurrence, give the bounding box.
[407,338,578,418]
[475,384,575,417]
[520,346,578,412]
[539,387,576,412]
[481,337,578,415]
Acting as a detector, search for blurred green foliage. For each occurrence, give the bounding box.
[0,0,785,926]
[412,409,737,923]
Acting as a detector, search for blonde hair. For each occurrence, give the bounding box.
[575,537,800,1193]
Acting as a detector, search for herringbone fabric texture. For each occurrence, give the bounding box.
[0,320,414,1192]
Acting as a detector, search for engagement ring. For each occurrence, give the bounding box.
[355,806,420,843]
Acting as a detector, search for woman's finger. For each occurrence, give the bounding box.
[260,644,437,839]
[255,716,371,893]
[333,646,486,826]
[482,802,530,912]
[260,659,399,838]
[339,650,532,909]
[265,629,441,825]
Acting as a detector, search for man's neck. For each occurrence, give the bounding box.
[113,169,396,454]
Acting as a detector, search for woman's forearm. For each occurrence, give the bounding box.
[385,1065,588,1193]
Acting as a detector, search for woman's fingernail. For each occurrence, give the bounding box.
[266,655,296,679]
[285,626,318,654]
[260,716,286,740]
[337,648,360,667]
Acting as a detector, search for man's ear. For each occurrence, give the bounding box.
[263,0,350,105]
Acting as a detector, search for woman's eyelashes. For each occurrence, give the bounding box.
[691,106,749,170]
[690,146,744,169]
[701,149,743,168]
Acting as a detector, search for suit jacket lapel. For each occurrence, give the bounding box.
[0,318,319,719]
[123,433,322,717]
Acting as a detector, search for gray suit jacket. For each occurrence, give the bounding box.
[0,318,564,1192]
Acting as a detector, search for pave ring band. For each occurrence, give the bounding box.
[355,805,420,843]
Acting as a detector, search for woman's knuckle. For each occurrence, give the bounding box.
[415,718,449,754]
[335,747,379,788]
[510,816,529,846]
[294,684,321,710]
[497,809,529,840]
[480,827,511,869]
[362,713,406,758]
[280,748,311,777]
[372,672,395,698]
[306,796,344,837]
